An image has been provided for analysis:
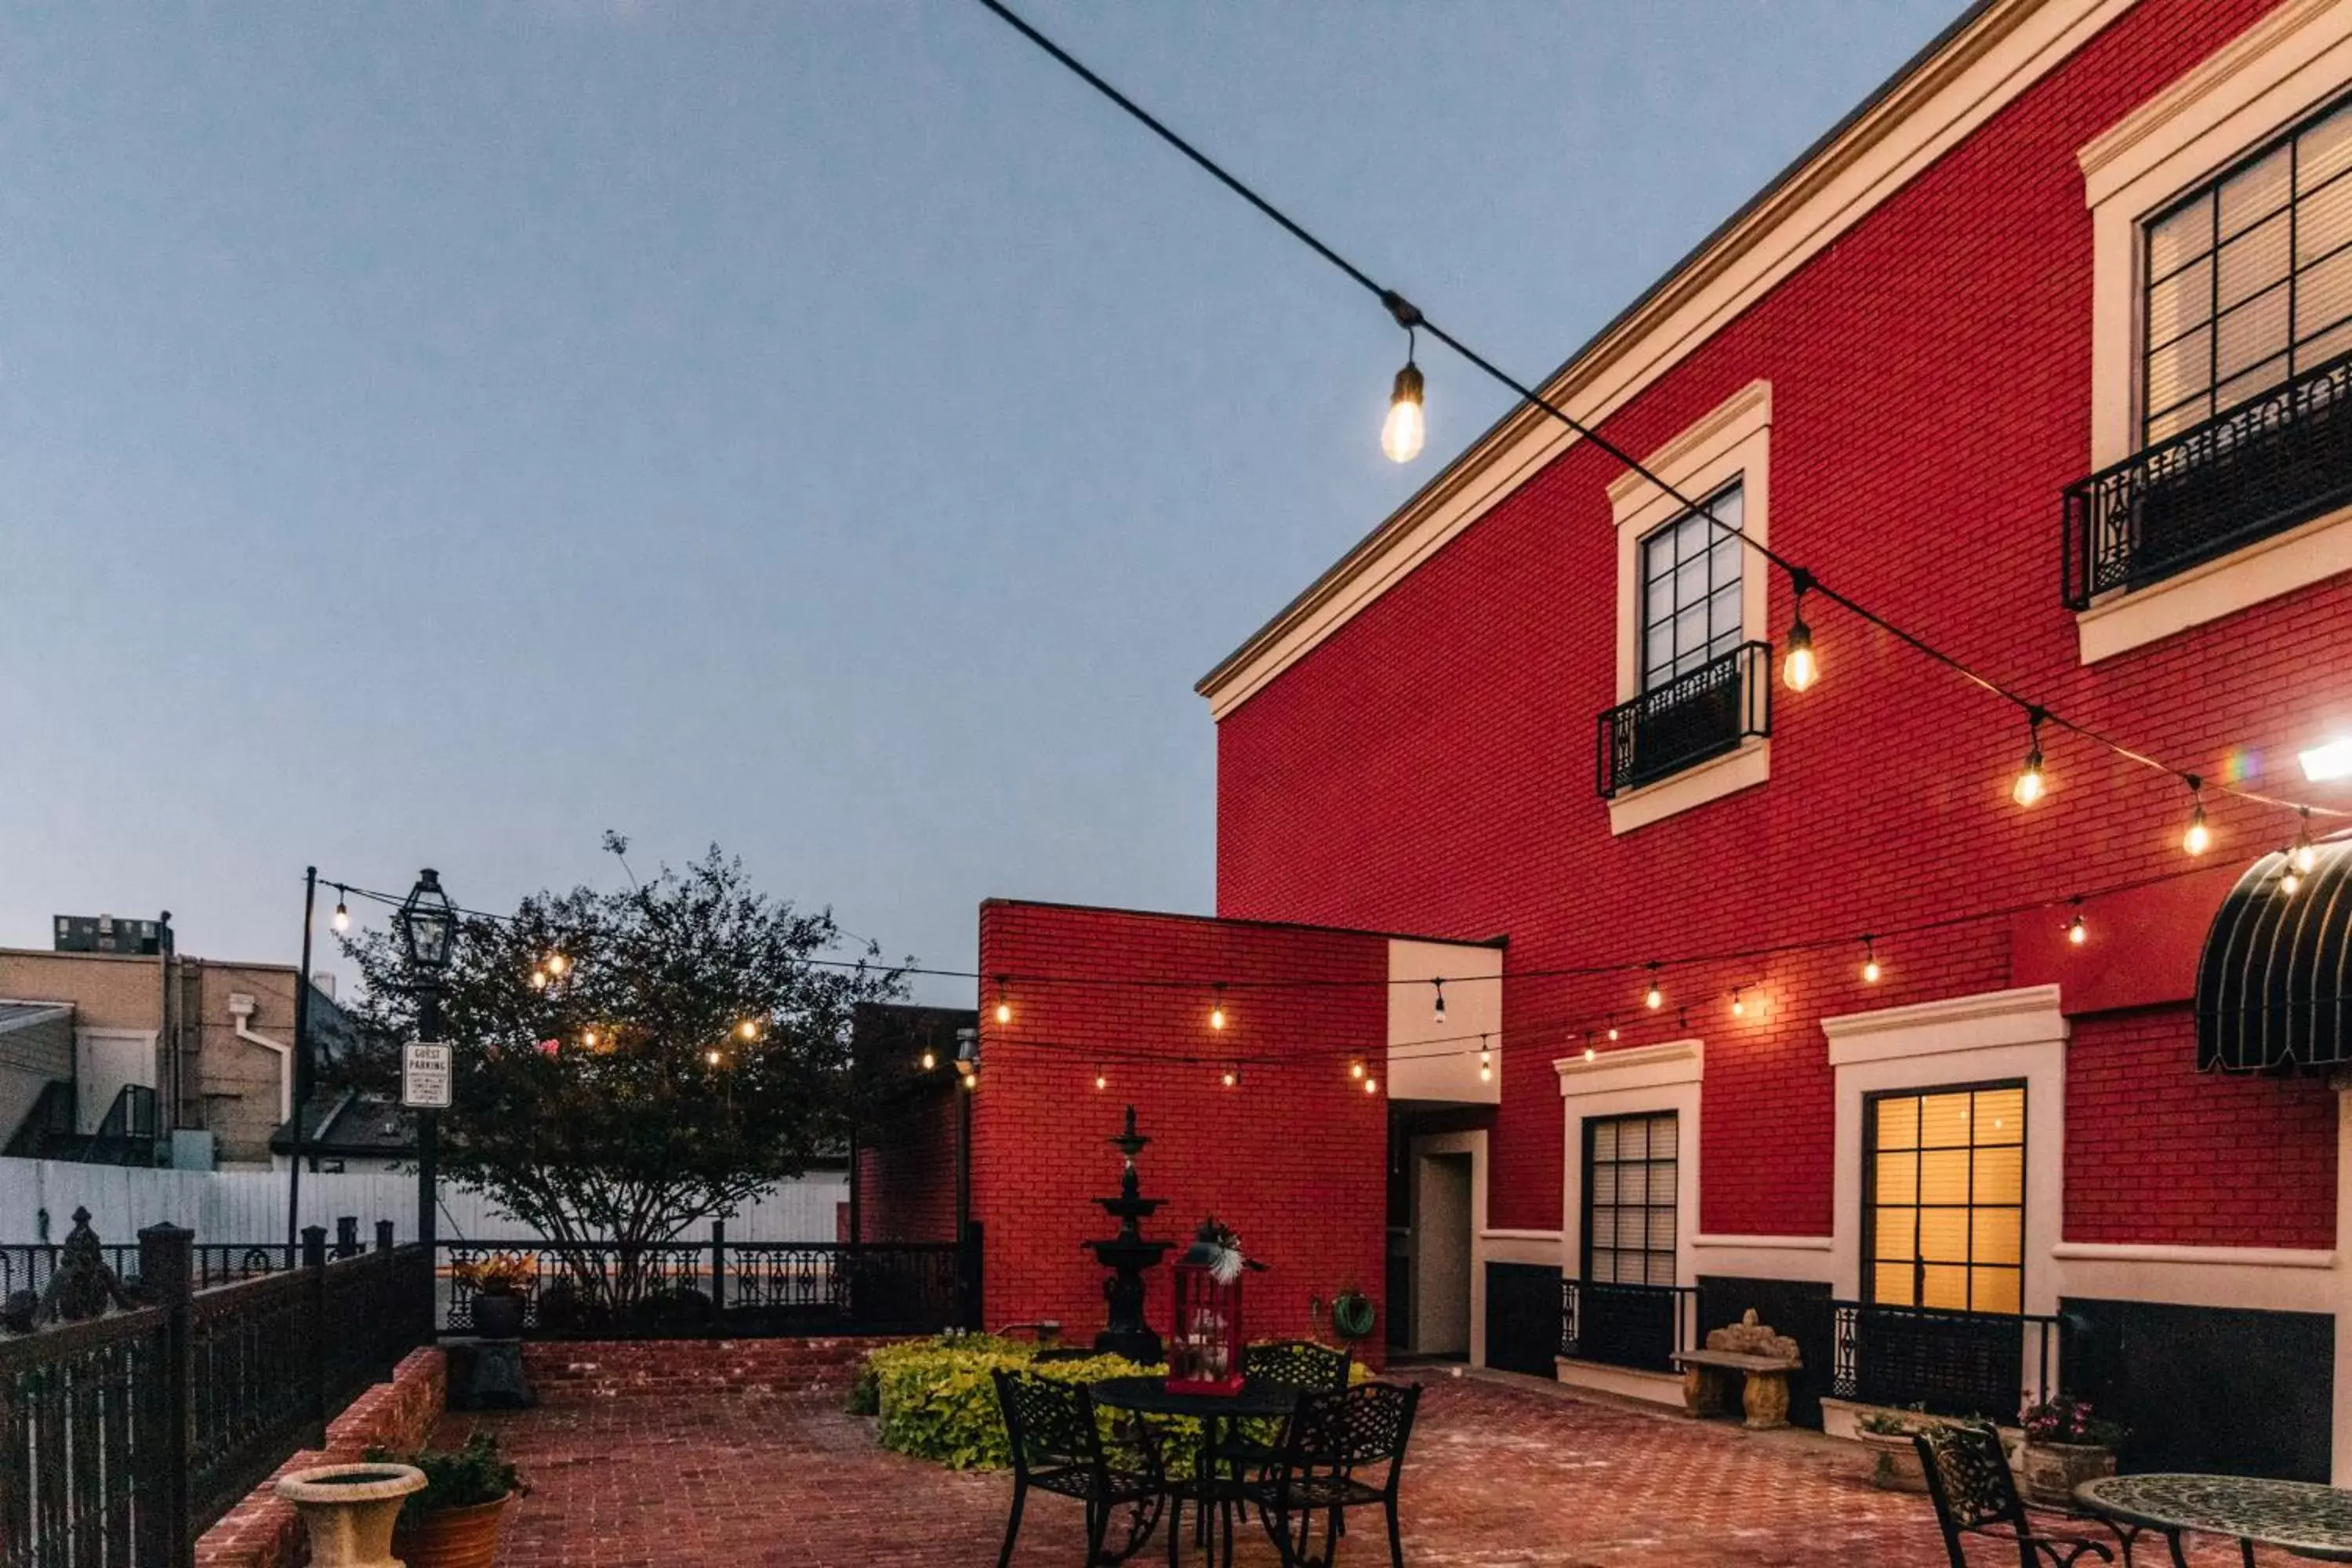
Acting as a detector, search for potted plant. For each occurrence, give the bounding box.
[2019,1396,2127,1507]
[1855,1404,1932,1492]
[453,1251,535,1339]
[368,1431,525,1568]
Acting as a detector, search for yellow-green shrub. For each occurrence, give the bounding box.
[865,1334,1166,1470]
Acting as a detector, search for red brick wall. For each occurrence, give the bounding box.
[2066,1006,2338,1247]
[974,901,1388,1357]
[521,1336,903,1401]
[855,1085,961,1243]
[1211,0,2347,1245]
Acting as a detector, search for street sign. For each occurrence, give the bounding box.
[401,1042,452,1109]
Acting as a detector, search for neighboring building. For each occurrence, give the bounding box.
[0,914,365,1171]
[863,0,2352,1484]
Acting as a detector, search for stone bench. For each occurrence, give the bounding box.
[1670,1348,1801,1430]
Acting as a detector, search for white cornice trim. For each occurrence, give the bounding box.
[1197,0,2138,720]
[1605,380,1773,510]
[2052,1241,2336,1269]
[1822,984,2067,1065]
[1692,1233,1835,1251]
[1555,1037,1704,1095]
[1481,1229,1566,1243]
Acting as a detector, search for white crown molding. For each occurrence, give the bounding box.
[1555,1037,1704,1095]
[1605,381,1773,510]
[1822,984,2067,1065]
[1692,1232,1835,1251]
[2052,1241,2336,1269]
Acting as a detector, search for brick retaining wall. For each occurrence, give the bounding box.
[195,1347,448,1568]
[521,1336,905,1400]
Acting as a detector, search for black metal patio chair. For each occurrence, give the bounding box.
[993,1368,1167,1567]
[1208,1341,1354,1541]
[1914,1423,2136,1568]
[1241,1381,1420,1568]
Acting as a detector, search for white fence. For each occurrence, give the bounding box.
[0,1157,847,1246]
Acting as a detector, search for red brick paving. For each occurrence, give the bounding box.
[450,1370,2293,1566]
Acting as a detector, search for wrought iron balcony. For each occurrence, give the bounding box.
[1830,1300,2063,1419]
[1595,641,1772,800]
[1560,1278,1697,1373]
[2063,349,2352,610]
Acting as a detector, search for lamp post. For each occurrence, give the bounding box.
[395,869,456,1258]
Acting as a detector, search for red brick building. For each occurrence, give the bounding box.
[866,0,2352,1481]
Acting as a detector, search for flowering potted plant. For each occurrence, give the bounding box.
[1854,1404,1933,1492]
[372,1430,526,1568]
[2019,1396,2126,1506]
[452,1251,536,1340]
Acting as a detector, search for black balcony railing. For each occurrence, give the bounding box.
[1559,1278,1698,1374]
[2063,348,2352,609]
[1830,1301,2063,1420]
[1595,641,1771,800]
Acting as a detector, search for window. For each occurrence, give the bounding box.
[1865,1083,2024,1315]
[1583,1111,1677,1287]
[2143,96,2352,444]
[1638,484,1745,691]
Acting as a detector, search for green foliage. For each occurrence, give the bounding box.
[339,841,909,1306]
[366,1430,525,1520]
[865,1334,1167,1471]
[1330,1289,1376,1342]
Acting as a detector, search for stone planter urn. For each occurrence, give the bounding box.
[394,1493,517,1568]
[2021,1442,2117,1508]
[471,1290,526,1340]
[1858,1428,1926,1493]
[275,1462,427,1568]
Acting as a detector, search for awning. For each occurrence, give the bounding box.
[2196,840,2352,1072]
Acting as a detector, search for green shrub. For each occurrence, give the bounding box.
[865,1334,1165,1469]
[365,1430,525,1524]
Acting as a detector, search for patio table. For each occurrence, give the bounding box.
[2076,1473,2352,1566]
[1092,1374,1299,1566]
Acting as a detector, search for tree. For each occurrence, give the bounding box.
[341,840,907,1313]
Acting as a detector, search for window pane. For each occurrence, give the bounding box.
[1971,1209,2022,1267]
[1646,575,1673,626]
[1589,1210,1615,1249]
[2299,245,2352,340]
[2146,324,2214,413]
[1591,1122,1617,1162]
[1674,556,1708,610]
[1874,1262,1915,1306]
[1877,1152,1918,1205]
[1921,1265,1969,1311]
[1973,1145,2023,1206]
[2303,110,2352,191]
[2147,398,2209,442]
[2299,169,2352,264]
[2149,197,2214,277]
[1975,1088,2024,1145]
[1971,1269,2021,1316]
[2300,318,2352,365]
[1672,605,1708,666]
[1918,1208,1969,1264]
[1706,582,1741,639]
[1876,1097,1920,1151]
[1589,1165,1616,1206]
[1706,485,1742,532]
[1647,1117,1678,1160]
[2221,145,2292,234]
[2219,212,2292,308]
[1645,1252,1675,1288]
[2147,255,2212,344]
[1874,1207,1917,1261]
[1675,516,1708,565]
[1919,1094,1973,1149]
[1646,1209,1676,1251]
[2217,354,2292,411]
[1708,533,1741,588]
[1919,1149,1969,1205]
[2218,285,2292,379]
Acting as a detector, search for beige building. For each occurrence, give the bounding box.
[0,915,362,1171]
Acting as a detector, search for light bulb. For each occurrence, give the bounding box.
[704,1049,721,1067]
[738,1020,758,1041]
[920,1049,936,1071]
[2067,914,2087,946]
[1364,1076,1379,1094]
[2183,805,2211,857]
[1350,1059,1365,1080]
[1584,1046,1597,1062]
[1646,984,1663,1011]
[1210,1004,1227,1031]
[1095,1071,1107,1091]
[1221,1068,1236,1088]
[1731,992,1746,1017]
[1606,1026,1620,1042]
[2281,866,2303,896]
[1382,362,1425,463]
[531,970,549,991]
[331,899,350,934]
[960,1072,976,1091]
[2294,842,2319,876]
[2012,752,2045,807]
[994,1000,1011,1025]
[1784,622,1817,693]
[1432,980,1446,1023]
[583,1030,597,1048]
[1863,958,1882,984]
[546,953,567,976]
[1479,1064,1492,1082]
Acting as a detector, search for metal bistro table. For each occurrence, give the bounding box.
[1092,1374,1299,1566]
[2076,1473,2352,1566]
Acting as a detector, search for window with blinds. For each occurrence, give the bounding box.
[1583,1112,1678,1288]
[1866,1083,2024,1316]
[1637,483,1744,693]
[2144,96,2352,444]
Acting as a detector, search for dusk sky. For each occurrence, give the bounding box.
[0,2,1957,1005]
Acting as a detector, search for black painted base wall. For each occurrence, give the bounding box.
[1485,1261,1561,1377]
[2061,1296,2332,1481]
[1697,1275,1832,1430]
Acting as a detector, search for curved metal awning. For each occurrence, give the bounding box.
[2197,840,2352,1072]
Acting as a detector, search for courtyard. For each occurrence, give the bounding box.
[447,1368,2296,1566]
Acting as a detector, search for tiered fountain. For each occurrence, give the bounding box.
[1084,1105,1173,1363]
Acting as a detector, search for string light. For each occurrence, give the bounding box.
[1432,978,1446,1023]
[1210,983,1228,1031]
[1644,965,1664,1011]
[1730,989,1746,1018]
[961,1070,977,1091]
[737,1020,759,1042]
[2011,709,2048,807]
[530,969,549,991]
[2067,898,2087,946]
[1363,1073,1380,1094]
[331,888,350,935]
[545,953,568,977]
[1861,936,1882,985]
[1095,1066,1108,1091]
[1783,571,1817,693]
[582,1029,597,1049]
[993,976,1012,1026]
[2280,852,2303,898]
[1350,1058,1366,1080]
[2182,777,2212,856]
[1383,310,1426,463]
[2293,808,2319,876]
[1479,1034,1492,1082]
[1606,1025,1621,1042]
[704,1049,722,1067]
[1221,1064,1239,1088]
[1584,1044,1597,1062]
[920,1047,937,1071]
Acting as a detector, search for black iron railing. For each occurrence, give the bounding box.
[438,1229,969,1339]
[1830,1301,2063,1420]
[1,1244,298,1302]
[1595,641,1771,800]
[1559,1279,1698,1374]
[0,1223,430,1568]
[2063,348,2352,609]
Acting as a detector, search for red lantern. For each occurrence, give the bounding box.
[1166,1219,1246,1396]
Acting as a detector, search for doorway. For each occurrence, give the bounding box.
[1410,1149,1473,1358]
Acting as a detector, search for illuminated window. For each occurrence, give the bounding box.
[1584,1112,1678,1287]
[1865,1083,2024,1315]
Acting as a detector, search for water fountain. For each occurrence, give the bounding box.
[1084,1105,1173,1362]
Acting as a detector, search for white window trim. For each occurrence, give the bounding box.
[2075,0,2352,664]
[1553,1039,1702,1406]
[1606,382,1772,834]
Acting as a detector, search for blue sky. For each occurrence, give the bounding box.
[0,2,1958,1003]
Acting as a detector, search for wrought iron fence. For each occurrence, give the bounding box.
[1,1247,298,1304]
[2063,347,2352,608]
[437,1229,967,1339]
[1559,1279,1698,1374]
[1829,1300,2063,1420]
[0,1221,430,1568]
[1594,641,1771,800]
